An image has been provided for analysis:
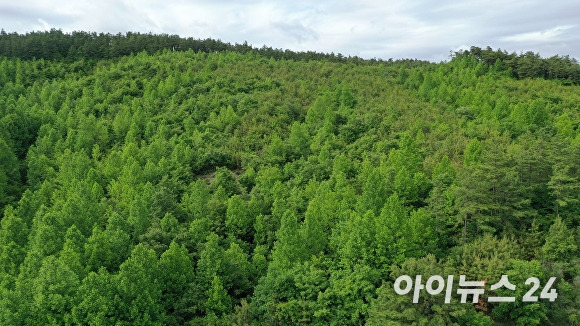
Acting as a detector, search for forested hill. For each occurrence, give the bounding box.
[0,32,579,325]
[0,29,379,64]
[2,30,580,84]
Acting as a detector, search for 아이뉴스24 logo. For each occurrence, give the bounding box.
[393,274,557,304]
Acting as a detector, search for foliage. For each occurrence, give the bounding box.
[0,33,579,324]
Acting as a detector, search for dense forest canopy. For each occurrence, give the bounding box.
[0,31,579,325]
[2,30,580,84]
[0,29,380,64]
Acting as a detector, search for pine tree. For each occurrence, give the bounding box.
[548,163,579,218]
[455,138,533,241]
[541,217,577,263]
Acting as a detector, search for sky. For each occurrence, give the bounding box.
[1,0,579,62]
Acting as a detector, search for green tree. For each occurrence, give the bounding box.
[84,226,132,273]
[0,206,28,280]
[71,268,120,325]
[368,254,491,326]
[196,232,226,314]
[455,139,533,240]
[428,155,458,249]
[357,160,388,216]
[225,195,254,242]
[548,163,579,218]
[115,244,164,325]
[541,217,577,265]
[270,210,306,271]
[287,122,310,159]
[59,224,86,280]
[374,193,409,268]
[491,259,549,326]
[205,275,232,318]
[331,210,375,268]
[0,138,20,208]
[318,263,379,325]
[32,255,79,325]
[300,183,336,257]
[223,242,255,300]
[181,179,210,222]
[211,167,239,197]
[158,242,195,325]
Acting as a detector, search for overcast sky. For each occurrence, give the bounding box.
[1,0,579,62]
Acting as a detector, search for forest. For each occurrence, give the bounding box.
[0,31,579,325]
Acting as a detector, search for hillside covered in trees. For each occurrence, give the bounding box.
[0,31,579,325]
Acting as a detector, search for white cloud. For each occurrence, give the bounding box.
[35,18,51,31]
[501,25,575,43]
